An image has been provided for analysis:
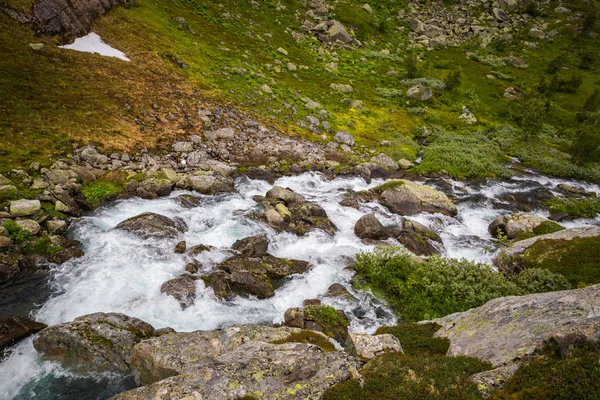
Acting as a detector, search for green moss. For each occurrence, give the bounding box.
[81,181,122,207]
[306,305,350,329]
[376,323,450,357]
[24,237,63,256]
[546,197,600,218]
[491,339,600,399]
[519,236,600,286]
[41,202,67,219]
[323,352,491,400]
[2,219,30,244]
[371,180,406,194]
[513,221,565,242]
[271,331,336,353]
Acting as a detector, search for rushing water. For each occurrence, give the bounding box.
[1,169,599,399]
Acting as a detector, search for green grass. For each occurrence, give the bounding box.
[81,181,122,207]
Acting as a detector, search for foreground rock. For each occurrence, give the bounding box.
[0,315,47,353]
[432,285,600,389]
[494,226,600,276]
[488,213,563,239]
[114,325,359,399]
[368,180,457,217]
[115,212,187,239]
[203,253,310,299]
[354,214,443,256]
[34,313,156,372]
[254,186,337,236]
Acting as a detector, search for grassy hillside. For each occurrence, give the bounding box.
[0,0,599,180]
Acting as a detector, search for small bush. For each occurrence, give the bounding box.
[404,54,421,79]
[510,97,547,140]
[513,268,571,294]
[579,51,596,70]
[444,70,461,91]
[570,123,600,164]
[547,53,566,75]
[353,247,520,321]
[81,181,122,207]
[3,220,30,244]
[550,74,583,94]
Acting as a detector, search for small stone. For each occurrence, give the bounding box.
[29,43,44,51]
[15,220,41,235]
[46,220,67,234]
[334,130,355,146]
[277,47,288,56]
[0,236,12,248]
[174,241,186,254]
[398,158,414,170]
[330,83,354,93]
[54,200,70,213]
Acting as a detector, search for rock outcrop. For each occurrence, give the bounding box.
[33,313,156,372]
[488,213,563,239]
[114,325,359,399]
[254,186,337,236]
[115,212,187,239]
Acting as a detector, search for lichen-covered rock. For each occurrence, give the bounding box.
[396,219,443,256]
[115,212,187,239]
[9,199,41,217]
[431,284,600,368]
[349,333,403,359]
[0,315,47,353]
[33,313,156,372]
[488,213,563,240]
[160,274,198,309]
[256,187,337,236]
[204,255,310,299]
[232,235,269,257]
[284,305,350,345]
[371,180,457,217]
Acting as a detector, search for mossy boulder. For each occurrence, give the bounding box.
[284,305,350,345]
[203,255,310,299]
[489,213,564,240]
[370,180,457,217]
[33,313,156,373]
[495,226,600,285]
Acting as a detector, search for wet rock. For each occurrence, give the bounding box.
[556,184,593,197]
[187,244,210,256]
[174,241,186,254]
[204,255,311,299]
[176,194,201,208]
[115,212,187,239]
[431,285,600,383]
[372,180,457,216]
[284,305,350,345]
[257,187,337,236]
[494,226,600,275]
[231,235,269,257]
[0,253,24,283]
[354,214,387,240]
[116,325,358,399]
[488,213,563,239]
[48,246,85,264]
[0,315,47,353]
[396,219,443,256]
[9,199,41,217]
[33,313,155,373]
[326,283,352,299]
[139,178,173,197]
[349,333,403,359]
[161,274,198,309]
[185,260,201,274]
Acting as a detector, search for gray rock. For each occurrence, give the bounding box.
[172,141,194,152]
[354,214,387,240]
[15,220,41,235]
[33,313,155,372]
[488,213,562,239]
[9,199,41,217]
[349,333,403,359]
[161,274,198,309]
[79,145,108,165]
[371,153,399,171]
[406,85,433,102]
[115,212,186,239]
[373,180,457,216]
[46,219,67,234]
[334,130,355,146]
[330,83,354,93]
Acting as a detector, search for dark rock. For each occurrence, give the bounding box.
[161,274,198,309]
[354,214,387,240]
[174,241,186,254]
[115,212,186,239]
[395,219,443,256]
[187,244,210,256]
[176,194,201,208]
[245,167,278,184]
[48,246,85,264]
[184,260,201,274]
[0,315,47,353]
[231,235,269,257]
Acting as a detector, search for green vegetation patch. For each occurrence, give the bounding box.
[492,339,600,399]
[520,236,600,286]
[24,237,62,256]
[546,197,600,218]
[370,179,406,194]
[271,331,336,353]
[81,181,122,207]
[2,219,31,244]
[376,323,450,357]
[513,221,565,242]
[323,352,491,400]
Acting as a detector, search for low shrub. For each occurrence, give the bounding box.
[81,181,122,207]
[546,197,600,218]
[512,268,571,294]
[376,323,450,356]
[2,219,30,244]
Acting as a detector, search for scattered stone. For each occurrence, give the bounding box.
[9,199,41,217]
[15,220,41,235]
[174,241,186,254]
[406,85,433,101]
[398,158,414,170]
[330,83,354,93]
[334,130,354,146]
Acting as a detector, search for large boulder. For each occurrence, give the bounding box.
[396,219,443,256]
[494,226,600,283]
[1,315,47,353]
[203,255,311,299]
[371,180,457,217]
[33,313,156,372]
[115,325,359,400]
[255,187,337,236]
[231,235,269,257]
[160,274,199,309]
[431,285,600,378]
[115,212,187,239]
[354,214,387,240]
[488,213,563,240]
[9,199,41,217]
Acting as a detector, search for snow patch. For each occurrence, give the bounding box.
[59,32,130,61]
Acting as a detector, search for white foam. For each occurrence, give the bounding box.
[59,32,130,61]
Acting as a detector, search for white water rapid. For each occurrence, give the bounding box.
[1,169,599,399]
